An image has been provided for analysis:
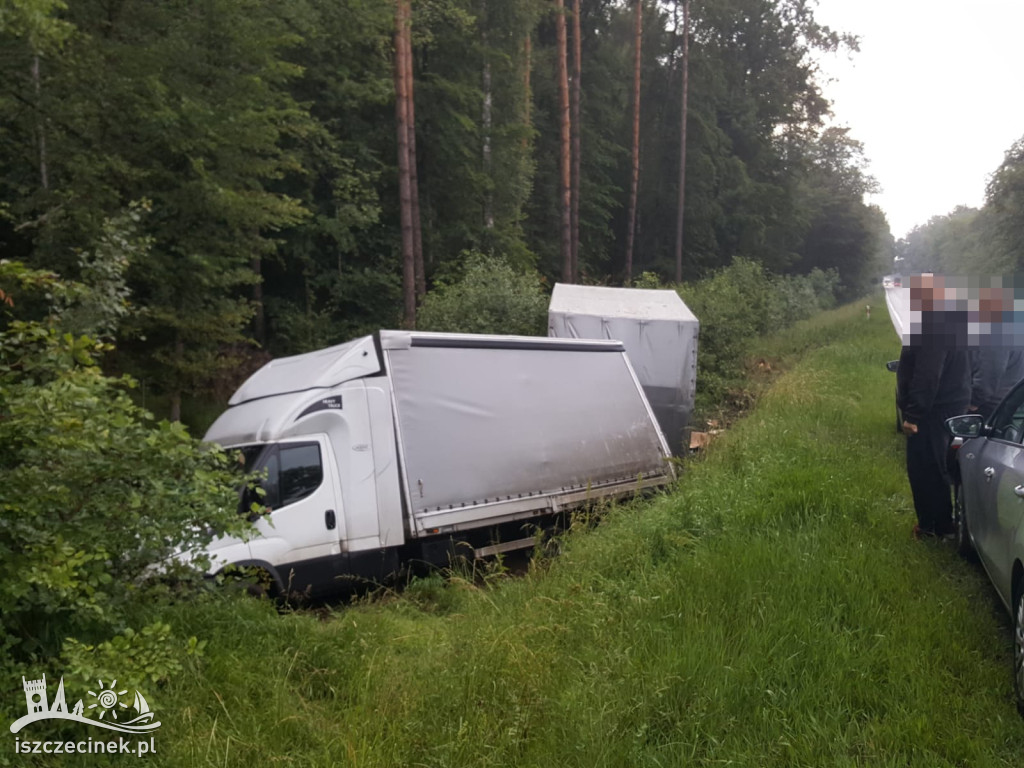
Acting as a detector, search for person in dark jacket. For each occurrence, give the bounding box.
[968,286,1024,420]
[969,347,1024,420]
[897,274,970,538]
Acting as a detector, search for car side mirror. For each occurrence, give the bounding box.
[885,360,899,373]
[945,414,984,438]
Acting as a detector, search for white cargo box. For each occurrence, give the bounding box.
[548,284,699,455]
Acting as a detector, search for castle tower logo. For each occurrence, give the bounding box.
[10,674,161,736]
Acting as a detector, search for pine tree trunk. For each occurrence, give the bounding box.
[517,33,532,232]
[523,33,532,143]
[570,0,582,281]
[251,255,265,346]
[624,0,642,286]
[482,10,494,230]
[555,0,572,284]
[170,335,184,423]
[404,8,425,300]
[394,0,416,327]
[674,0,691,284]
[31,53,48,191]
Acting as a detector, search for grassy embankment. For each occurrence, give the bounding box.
[148,298,1024,766]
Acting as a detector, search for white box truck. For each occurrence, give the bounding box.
[201,330,673,597]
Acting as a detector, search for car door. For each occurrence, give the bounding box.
[968,387,1024,606]
[247,435,345,596]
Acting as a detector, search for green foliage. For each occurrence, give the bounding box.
[416,253,548,335]
[897,207,992,274]
[631,270,664,289]
[0,261,248,713]
[767,267,840,327]
[984,134,1024,271]
[58,201,151,341]
[678,258,839,402]
[0,0,72,49]
[61,621,205,696]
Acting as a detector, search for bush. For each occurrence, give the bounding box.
[677,260,840,404]
[416,253,548,336]
[0,261,249,716]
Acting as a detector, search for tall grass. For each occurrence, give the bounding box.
[123,300,1024,765]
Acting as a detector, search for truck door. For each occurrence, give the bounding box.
[247,435,346,597]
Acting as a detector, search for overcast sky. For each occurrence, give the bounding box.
[810,0,1024,240]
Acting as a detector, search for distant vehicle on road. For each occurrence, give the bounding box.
[946,383,1024,715]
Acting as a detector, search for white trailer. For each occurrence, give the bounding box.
[202,330,673,597]
[548,284,699,456]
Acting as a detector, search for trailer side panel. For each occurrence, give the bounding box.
[385,341,669,525]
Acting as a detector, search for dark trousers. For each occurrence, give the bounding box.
[905,408,959,535]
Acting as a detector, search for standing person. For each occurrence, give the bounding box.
[969,285,1024,420]
[897,274,970,538]
[969,347,1024,420]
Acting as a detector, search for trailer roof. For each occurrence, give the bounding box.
[549,284,697,323]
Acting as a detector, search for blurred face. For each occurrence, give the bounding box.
[978,286,1009,323]
[910,274,943,312]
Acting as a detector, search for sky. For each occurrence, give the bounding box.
[810,0,1024,240]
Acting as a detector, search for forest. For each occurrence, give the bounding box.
[1,0,896,421]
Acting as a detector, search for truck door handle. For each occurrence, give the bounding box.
[1016,486,1024,498]
[984,467,996,479]
[325,509,336,530]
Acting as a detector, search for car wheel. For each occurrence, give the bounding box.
[1015,582,1024,717]
[953,485,975,559]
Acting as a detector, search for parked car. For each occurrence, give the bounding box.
[946,382,1024,715]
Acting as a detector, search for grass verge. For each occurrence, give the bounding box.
[119,299,1024,765]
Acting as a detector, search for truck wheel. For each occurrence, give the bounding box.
[227,566,278,599]
[246,570,273,598]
